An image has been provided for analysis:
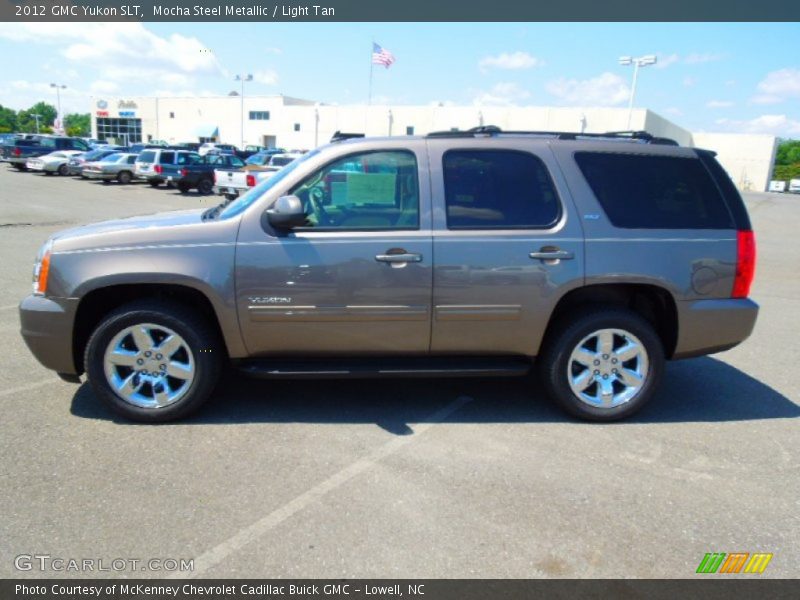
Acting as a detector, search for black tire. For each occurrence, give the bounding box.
[224,193,237,201]
[117,170,132,184]
[12,163,27,171]
[57,163,69,176]
[148,180,161,187]
[537,307,664,421]
[84,300,223,422]
[198,178,213,195]
[177,182,192,194]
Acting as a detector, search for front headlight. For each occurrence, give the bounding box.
[32,239,54,295]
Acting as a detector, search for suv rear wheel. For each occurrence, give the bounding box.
[84,300,222,422]
[538,307,664,421]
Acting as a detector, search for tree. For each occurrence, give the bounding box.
[775,139,800,166]
[0,104,17,133]
[17,101,57,133]
[64,113,91,137]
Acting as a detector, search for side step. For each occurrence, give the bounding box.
[236,356,532,379]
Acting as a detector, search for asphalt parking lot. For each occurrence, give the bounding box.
[0,165,798,579]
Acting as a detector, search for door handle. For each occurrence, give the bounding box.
[529,249,575,261]
[375,252,423,263]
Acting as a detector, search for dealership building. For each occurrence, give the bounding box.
[90,94,778,191]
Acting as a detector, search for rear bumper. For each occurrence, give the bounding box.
[19,295,79,375]
[673,298,759,359]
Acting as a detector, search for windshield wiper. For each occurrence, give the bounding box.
[202,197,235,221]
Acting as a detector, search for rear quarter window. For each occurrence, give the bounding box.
[574,152,734,229]
[159,151,175,164]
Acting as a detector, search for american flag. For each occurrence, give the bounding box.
[372,43,395,68]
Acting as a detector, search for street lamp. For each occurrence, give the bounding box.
[31,113,41,134]
[618,55,657,130]
[234,73,253,149]
[50,83,66,133]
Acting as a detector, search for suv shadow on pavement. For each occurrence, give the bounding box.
[69,357,799,432]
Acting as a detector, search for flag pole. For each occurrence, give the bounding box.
[368,40,374,106]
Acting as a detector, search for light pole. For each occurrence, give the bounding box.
[50,83,66,133]
[618,55,657,130]
[31,113,41,134]
[234,73,253,149]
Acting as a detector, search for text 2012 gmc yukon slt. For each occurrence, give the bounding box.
[19,128,758,422]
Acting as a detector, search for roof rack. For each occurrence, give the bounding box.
[425,126,679,146]
[330,131,365,143]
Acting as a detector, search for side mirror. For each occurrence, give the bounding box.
[266,195,306,229]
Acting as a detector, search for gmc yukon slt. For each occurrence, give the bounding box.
[19,128,758,422]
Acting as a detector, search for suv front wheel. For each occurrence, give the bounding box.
[538,308,664,421]
[84,300,222,422]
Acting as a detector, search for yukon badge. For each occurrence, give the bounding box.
[248,296,292,304]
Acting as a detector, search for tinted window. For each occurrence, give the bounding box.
[291,151,419,230]
[159,151,175,164]
[574,152,734,229]
[443,150,561,229]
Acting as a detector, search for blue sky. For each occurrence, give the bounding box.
[0,22,798,136]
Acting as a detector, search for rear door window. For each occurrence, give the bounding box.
[443,150,561,229]
[138,150,156,163]
[159,151,175,164]
[574,152,734,229]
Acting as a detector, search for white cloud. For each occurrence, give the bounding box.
[706,100,734,109]
[751,68,800,105]
[684,52,725,64]
[655,53,680,69]
[715,114,800,136]
[478,52,543,74]
[89,80,120,94]
[472,82,531,106]
[0,23,224,91]
[253,70,279,85]
[545,72,629,106]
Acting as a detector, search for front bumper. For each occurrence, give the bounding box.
[673,298,759,359]
[19,295,80,375]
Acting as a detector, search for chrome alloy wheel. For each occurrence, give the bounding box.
[567,328,649,408]
[103,323,195,409]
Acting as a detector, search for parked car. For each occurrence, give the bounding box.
[789,179,800,193]
[19,128,758,423]
[162,153,245,194]
[67,149,122,176]
[134,149,199,186]
[213,153,303,200]
[243,149,289,167]
[82,153,139,184]
[25,150,84,175]
[1,136,90,170]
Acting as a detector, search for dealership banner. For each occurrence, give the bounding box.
[2,0,800,21]
[2,580,798,599]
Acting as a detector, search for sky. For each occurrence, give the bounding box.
[0,22,798,137]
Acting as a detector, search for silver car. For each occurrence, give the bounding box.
[26,151,84,176]
[82,153,139,184]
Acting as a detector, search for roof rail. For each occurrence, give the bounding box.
[425,126,679,146]
[330,131,365,143]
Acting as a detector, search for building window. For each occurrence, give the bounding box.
[249,111,270,120]
[169,112,175,119]
[294,123,301,132]
[450,127,459,132]
[406,126,414,135]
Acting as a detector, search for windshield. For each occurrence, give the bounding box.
[104,153,123,162]
[271,156,296,166]
[219,148,321,220]
[245,153,267,165]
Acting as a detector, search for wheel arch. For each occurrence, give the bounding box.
[541,283,679,359]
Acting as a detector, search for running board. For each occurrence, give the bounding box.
[237,357,532,379]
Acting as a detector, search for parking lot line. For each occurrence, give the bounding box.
[171,395,474,579]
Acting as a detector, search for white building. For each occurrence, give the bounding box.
[90,94,777,191]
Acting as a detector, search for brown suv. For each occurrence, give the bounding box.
[19,128,758,422]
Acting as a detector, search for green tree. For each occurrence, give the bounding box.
[0,104,17,133]
[16,101,57,133]
[775,139,800,166]
[64,113,90,137]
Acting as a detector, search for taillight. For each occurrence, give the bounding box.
[154,164,163,174]
[732,230,756,298]
[180,168,188,177]
[246,174,256,187]
[13,147,21,156]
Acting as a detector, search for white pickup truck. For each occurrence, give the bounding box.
[213,153,302,200]
[789,178,800,194]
